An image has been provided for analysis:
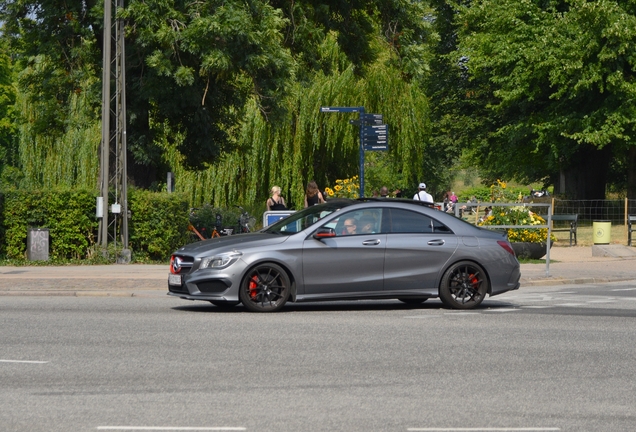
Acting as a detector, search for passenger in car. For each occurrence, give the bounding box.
[358,216,377,234]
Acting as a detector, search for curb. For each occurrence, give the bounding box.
[521,276,636,287]
[0,290,168,298]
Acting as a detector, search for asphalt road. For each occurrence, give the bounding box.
[2,281,636,432]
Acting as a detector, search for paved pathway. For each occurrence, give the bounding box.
[1,245,635,297]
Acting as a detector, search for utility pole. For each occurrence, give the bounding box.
[98,0,129,262]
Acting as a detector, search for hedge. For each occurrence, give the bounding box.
[0,189,190,262]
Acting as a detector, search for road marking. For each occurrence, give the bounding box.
[407,428,560,431]
[521,306,553,309]
[586,299,616,303]
[554,303,585,307]
[0,359,48,364]
[97,428,246,431]
[404,316,439,319]
[611,288,636,291]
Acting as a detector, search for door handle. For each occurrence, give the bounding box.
[427,239,445,246]
[362,239,381,246]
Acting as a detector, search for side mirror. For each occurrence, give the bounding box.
[313,227,336,240]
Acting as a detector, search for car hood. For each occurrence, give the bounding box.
[173,233,289,257]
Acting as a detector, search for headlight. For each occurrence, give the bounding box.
[200,251,243,270]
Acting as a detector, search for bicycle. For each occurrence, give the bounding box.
[188,209,229,240]
[235,205,256,233]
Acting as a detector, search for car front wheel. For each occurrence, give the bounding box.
[239,263,290,312]
[439,261,488,309]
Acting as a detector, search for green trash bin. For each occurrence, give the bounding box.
[593,220,611,245]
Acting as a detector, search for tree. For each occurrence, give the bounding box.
[121,0,295,184]
[454,0,636,199]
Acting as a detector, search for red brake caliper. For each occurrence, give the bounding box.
[249,275,259,299]
[470,274,479,288]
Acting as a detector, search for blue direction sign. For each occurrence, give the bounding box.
[363,124,387,134]
[364,143,388,151]
[361,113,383,122]
[320,106,362,113]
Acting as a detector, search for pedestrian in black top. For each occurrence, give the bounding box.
[267,186,287,211]
[304,180,325,207]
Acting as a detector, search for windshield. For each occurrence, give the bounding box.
[263,199,355,235]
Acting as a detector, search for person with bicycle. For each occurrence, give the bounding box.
[267,186,287,211]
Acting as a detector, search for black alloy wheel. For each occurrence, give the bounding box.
[439,261,489,309]
[239,263,290,312]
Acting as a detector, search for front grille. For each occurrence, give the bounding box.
[171,255,194,275]
[169,284,189,294]
[198,280,229,293]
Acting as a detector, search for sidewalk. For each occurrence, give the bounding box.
[1,245,635,297]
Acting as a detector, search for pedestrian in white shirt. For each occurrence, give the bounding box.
[413,182,434,203]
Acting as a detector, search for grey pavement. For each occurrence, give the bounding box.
[1,245,635,297]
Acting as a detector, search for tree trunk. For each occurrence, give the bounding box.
[628,146,636,201]
[556,144,612,200]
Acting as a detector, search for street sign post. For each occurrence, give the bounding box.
[320,107,389,197]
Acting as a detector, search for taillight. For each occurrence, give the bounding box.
[497,240,516,256]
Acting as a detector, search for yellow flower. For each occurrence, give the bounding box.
[334,185,342,191]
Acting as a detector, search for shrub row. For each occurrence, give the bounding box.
[0,189,190,262]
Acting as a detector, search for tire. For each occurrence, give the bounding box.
[209,301,240,308]
[397,298,428,305]
[439,261,489,309]
[239,263,290,312]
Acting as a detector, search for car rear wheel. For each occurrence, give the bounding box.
[239,263,290,312]
[439,261,488,309]
[397,298,428,304]
[209,301,240,308]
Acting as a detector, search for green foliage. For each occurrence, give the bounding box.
[121,0,295,172]
[453,0,636,197]
[0,189,98,260]
[128,190,190,261]
[0,39,16,176]
[165,36,434,210]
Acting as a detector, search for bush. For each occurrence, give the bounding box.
[128,189,190,261]
[0,189,98,260]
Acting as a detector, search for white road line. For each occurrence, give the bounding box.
[554,303,585,307]
[586,300,616,303]
[521,306,554,309]
[0,359,48,364]
[97,428,246,431]
[611,288,636,291]
[404,316,439,319]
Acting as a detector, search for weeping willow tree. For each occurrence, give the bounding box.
[13,53,101,190]
[16,89,100,190]
[164,36,433,212]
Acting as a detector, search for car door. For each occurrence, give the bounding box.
[302,208,386,297]
[383,208,458,291]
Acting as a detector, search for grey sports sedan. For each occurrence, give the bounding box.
[168,198,520,312]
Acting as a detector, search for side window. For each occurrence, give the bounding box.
[331,209,383,236]
[389,209,452,234]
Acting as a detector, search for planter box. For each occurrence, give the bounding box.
[511,242,551,259]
